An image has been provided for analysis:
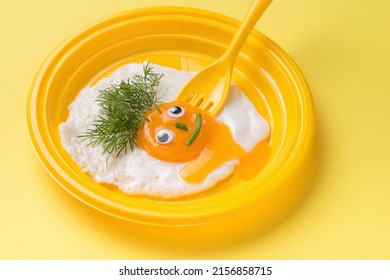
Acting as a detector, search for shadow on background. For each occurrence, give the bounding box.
[32,126,322,258]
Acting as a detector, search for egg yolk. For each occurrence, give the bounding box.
[138,101,271,185]
[138,101,214,162]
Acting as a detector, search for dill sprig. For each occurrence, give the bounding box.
[79,63,163,157]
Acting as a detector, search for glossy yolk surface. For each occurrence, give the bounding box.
[138,101,214,163]
[138,102,271,184]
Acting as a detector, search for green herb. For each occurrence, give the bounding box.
[186,113,202,145]
[79,63,163,157]
[175,122,189,131]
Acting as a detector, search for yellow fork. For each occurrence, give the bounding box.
[175,0,273,116]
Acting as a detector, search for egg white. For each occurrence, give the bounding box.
[59,63,269,198]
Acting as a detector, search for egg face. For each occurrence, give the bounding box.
[138,101,249,184]
[137,101,214,163]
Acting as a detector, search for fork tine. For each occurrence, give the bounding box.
[185,92,195,103]
[202,101,214,111]
[193,96,205,107]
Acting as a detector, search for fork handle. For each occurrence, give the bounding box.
[223,0,273,62]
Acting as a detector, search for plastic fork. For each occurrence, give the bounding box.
[175,0,273,115]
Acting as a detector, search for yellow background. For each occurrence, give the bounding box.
[1,0,389,259]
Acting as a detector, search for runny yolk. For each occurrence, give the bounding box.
[137,101,271,185]
[179,121,271,184]
[179,121,245,184]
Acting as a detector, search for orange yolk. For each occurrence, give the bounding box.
[138,102,271,184]
[138,101,214,162]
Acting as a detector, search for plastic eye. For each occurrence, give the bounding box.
[156,129,174,144]
[167,105,185,118]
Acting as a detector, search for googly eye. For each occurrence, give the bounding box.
[167,105,185,118]
[156,129,174,144]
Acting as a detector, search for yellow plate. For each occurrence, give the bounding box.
[27,7,315,226]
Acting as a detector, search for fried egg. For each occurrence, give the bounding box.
[59,63,270,198]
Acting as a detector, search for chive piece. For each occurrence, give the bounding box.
[175,122,189,131]
[186,113,202,145]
